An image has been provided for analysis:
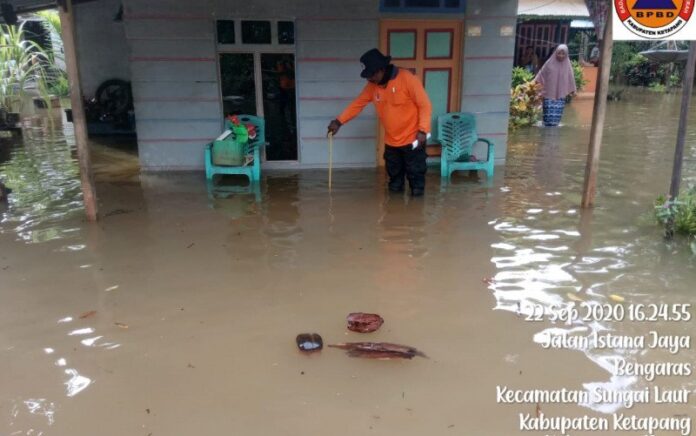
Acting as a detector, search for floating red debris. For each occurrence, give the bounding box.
[347,312,384,333]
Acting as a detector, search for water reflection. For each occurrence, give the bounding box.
[63,369,91,397]
[0,123,83,244]
[494,90,696,414]
[22,399,55,426]
[378,194,428,259]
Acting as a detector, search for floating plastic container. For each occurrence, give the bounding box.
[296,333,323,352]
[212,130,246,166]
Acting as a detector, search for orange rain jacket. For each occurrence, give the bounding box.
[337,69,432,147]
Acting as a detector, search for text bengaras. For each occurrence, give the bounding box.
[614,358,692,382]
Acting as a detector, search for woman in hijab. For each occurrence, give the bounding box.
[534,45,576,127]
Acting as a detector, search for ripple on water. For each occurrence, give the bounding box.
[498,92,696,413]
[1,127,84,245]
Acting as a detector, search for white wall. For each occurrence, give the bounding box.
[74,0,131,98]
[461,0,518,164]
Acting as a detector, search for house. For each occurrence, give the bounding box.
[516,0,591,65]
[3,0,520,171]
[516,0,598,94]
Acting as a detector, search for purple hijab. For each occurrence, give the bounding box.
[534,45,577,100]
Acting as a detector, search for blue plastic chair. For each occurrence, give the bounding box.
[437,112,495,180]
[205,115,265,184]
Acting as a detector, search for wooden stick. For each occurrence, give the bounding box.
[328,132,333,191]
[668,42,696,200]
[581,14,613,209]
[59,0,98,221]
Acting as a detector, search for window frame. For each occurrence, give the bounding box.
[379,0,466,13]
[215,18,296,49]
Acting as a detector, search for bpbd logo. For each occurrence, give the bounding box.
[615,0,694,38]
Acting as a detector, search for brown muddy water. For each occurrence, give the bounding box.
[1,93,695,435]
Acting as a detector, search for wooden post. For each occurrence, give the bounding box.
[668,42,696,199]
[580,14,613,208]
[59,0,98,221]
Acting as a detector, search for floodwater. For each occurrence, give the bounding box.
[1,92,695,435]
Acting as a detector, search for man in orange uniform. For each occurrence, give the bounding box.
[327,49,432,196]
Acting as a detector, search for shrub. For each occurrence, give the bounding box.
[648,82,666,92]
[572,60,587,92]
[668,73,681,88]
[511,67,534,88]
[655,188,696,239]
[49,73,70,97]
[509,81,543,129]
[623,53,665,87]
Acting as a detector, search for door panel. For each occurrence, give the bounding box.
[424,68,451,133]
[219,53,257,116]
[379,20,462,163]
[425,30,453,59]
[388,30,417,59]
[219,53,298,162]
[261,54,297,161]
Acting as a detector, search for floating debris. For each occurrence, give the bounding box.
[347,313,384,333]
[296,333,323,352]
[329,342,427,359]
[609,294,625,303]
[114,322,129,329]
[79,310,97,320]
[104,208,133,217]
[567,292,584,302]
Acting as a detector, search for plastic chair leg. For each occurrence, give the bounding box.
[486,144,495,180]
[205,148,213,181]
[252,148,261,182]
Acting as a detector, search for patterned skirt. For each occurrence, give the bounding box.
[542,98,566,127]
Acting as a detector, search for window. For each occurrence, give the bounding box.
[242,21,272,44]
[405,0,439,7]
[380,0,465,12]
[218,20,295,46]
[217,20,235,44]
[278,21,294,45]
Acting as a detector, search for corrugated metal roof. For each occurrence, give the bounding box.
[518,0,590,18]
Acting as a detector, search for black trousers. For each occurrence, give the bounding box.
[383,144,427,192]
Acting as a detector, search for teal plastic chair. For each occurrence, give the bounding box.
[205,115,265,184]
[437,112,495,180]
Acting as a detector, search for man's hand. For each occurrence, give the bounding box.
[327,119,342,137]
[416,131,427,149]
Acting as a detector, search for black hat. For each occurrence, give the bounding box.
[359,49,391,79]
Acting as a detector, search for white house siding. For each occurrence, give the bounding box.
[120,0,517,171]
[462,0,518,164]
[295,17,379,167]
